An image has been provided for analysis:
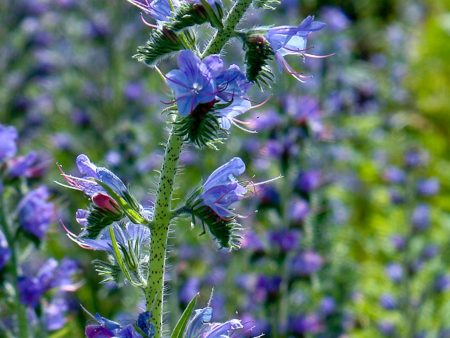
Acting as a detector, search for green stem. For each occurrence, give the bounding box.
[201,0,253,57]
[0,189,29,338]
[145,1,254,336]
[145,132,183,337]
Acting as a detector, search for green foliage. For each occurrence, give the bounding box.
[84,206,124,239]
[170,293,198,338]
[167,1,223,31]
[172,104,225,149]
[253,0,281,10]
[135,28,184,67]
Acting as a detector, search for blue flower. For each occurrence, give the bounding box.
[166,50,216,117]
[126,0,172,23]
[200,157,247,218]
[0,124,18,163]
[18,258,79,307]
[266,16,326,82]
[17,186,55,240]
[167,51,253,126]
[84,310,149,338]
[184,306,243,338]
[66,221,150,252]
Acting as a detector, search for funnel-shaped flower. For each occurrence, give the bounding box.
[266,16,326,82]
[200,157,247,219]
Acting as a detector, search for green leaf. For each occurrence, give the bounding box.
[171,293,199,338]
[243,34,275,88]
[135,28,184,66]
[109,225,133,283]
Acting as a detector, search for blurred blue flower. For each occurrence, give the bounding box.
[378,321,396,336]
[291,251,324,276]
[386,263,403,283]
[380,294,397,310]
[266,16,326,82]
[0,124,18,162]
[296,170,321,193]
[289,313,323,334]
[268,229,300,252]
[18,258,79,307]
[255,275,282,302]
[434,275,450,293]
[319,296,336,315]
[320,7,350,32]
[383,166,406,184]
[200,157,247,219]
[85,311,144,338]
[416,178,440,197]
[17,186,54,240]
[411,204,430,231]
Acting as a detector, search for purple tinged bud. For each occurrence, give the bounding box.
[92,193,121,214]
[0,124,18,162]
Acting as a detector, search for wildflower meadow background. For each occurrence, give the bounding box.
[1,0,450,337]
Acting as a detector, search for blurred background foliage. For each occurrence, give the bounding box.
[1,0,450,337]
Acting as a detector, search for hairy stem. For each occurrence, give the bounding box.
[145,132,183,337]
[201,0,253,57]
[0,189,29,338]
[145,1,254,336]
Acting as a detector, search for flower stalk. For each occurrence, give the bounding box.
[145,0,254,336]
[0,186,29,338]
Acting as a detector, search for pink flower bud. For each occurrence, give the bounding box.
[92,193,120,214]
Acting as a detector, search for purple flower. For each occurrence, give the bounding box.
[417,178,440,197]
[291,251,324,276]
[289,198,310,223]
[17,186,54,240]
[434,275,450,293]
[0,230,10,270]
[255,275,282,302]
[18,258,79,308]
[296,170,321,193]
[411,204,431,231]
[380,294,397,310]
[166,50,216,117]
[126,0,172,22]
[386,263,403,283]
[184,306,243,338]
[66,222,150,253]
[241,230,265,253]
[378,321,396,336]
[200,157,247,219]
[268,229,300,252]
[0,124,18,162]
[44,296,69,331]
[85,312,144,338]
[390,235,406,251]
[319,297,336,315]
[404,149,428,168]
[320,7,350,32]
[289,314,323,334]
[266,16,326,82]
[179,277,200,305]
[7,151,49,178]
[383,166,406,184]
